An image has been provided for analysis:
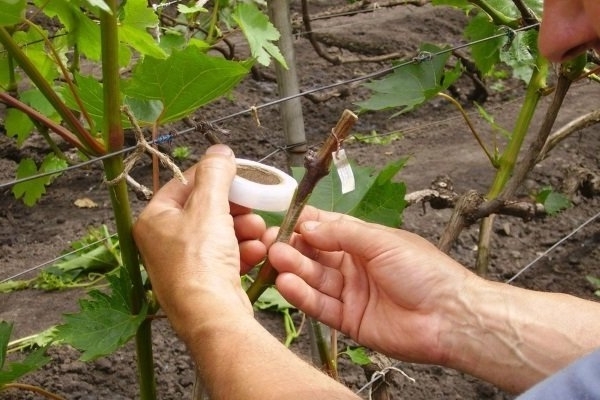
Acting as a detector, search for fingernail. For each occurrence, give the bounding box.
[206,144,234,157]
[302,221,320,231]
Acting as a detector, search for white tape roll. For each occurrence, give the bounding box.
[229,159,298,212]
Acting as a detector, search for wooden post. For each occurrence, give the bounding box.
[267,0,307,167]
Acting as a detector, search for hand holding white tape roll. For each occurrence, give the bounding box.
[229,159,298,212]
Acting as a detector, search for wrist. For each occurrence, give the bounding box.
[156,280,253,341]
[439,275,508,369]
[438,276,585,393]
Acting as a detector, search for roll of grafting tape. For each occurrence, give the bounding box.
[229,159,298,212]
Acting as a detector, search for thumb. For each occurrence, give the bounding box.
[185,144,236,215]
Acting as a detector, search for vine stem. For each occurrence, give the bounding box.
[474,56,583,274]
[246,109,358,303]
[99,3,156,399]
[487,57,548,199]
[438,55,548,256]
[0,92,84,149]
[309,318,338,379]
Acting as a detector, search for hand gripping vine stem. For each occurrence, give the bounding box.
[245,109,358,303]
[243,109,357,379]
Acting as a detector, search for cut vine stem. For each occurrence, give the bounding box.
[246,109,358,303]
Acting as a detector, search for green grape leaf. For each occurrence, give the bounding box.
[123,97,165,126]
[61,73,140,132]
[122,0,158,26]
[5,108,34,146]
[34,0,102,61]
[55,269,147,362]
[232,2,287,67]
[259,158,407,228]
[119,0,167,59]
[178,4,208,14]
[5,89,62,145]
[20,89,60,120]
[158,30,187,53]
[85,0,111,12]
[351,159,408,227]
[340,346,371,366]
[12,155,67,206]
[60,74,105,133]
[357,44,460,115]
[464,14,503,75]
[586,276,600,297]
[500,30,539,82]
[12,30,59,82]
[119,25,167,59]
[299,161,377,215]
[0,0,26,25]
[0,321,51,387]
[0,57,12,88]
[0,346,50,387]
[536,187,571,216]
[253,286,295,312]
[122,47,251,124]
[0,321,9,369]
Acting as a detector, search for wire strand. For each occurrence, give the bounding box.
[0,23,539,190]
[0,233,118,284]
[505,209,600,284]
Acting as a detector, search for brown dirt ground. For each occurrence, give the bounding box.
[2,2,600,399]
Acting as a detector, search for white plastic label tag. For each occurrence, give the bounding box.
[332,149,355,194]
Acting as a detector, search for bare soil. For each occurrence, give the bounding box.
[2,2,600,399]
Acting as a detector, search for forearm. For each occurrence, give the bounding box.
[182,312,359,400]
[443,276,600,393]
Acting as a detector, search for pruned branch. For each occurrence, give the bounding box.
[299,0,425,66]
[538,108,600,161]
[404,171,600,252]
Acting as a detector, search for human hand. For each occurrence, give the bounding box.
[133,145,267,339]
[267,206,478,365]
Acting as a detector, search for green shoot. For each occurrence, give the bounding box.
[171,146,192,161]
[339,346,372,366]
[586,276,600,297]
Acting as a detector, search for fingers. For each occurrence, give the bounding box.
[234,213,266,241]
[269,242,343,298]
[185,144,236,217]
[239,240,267,275]
[235,213,267,274]
[276,272,343,330]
